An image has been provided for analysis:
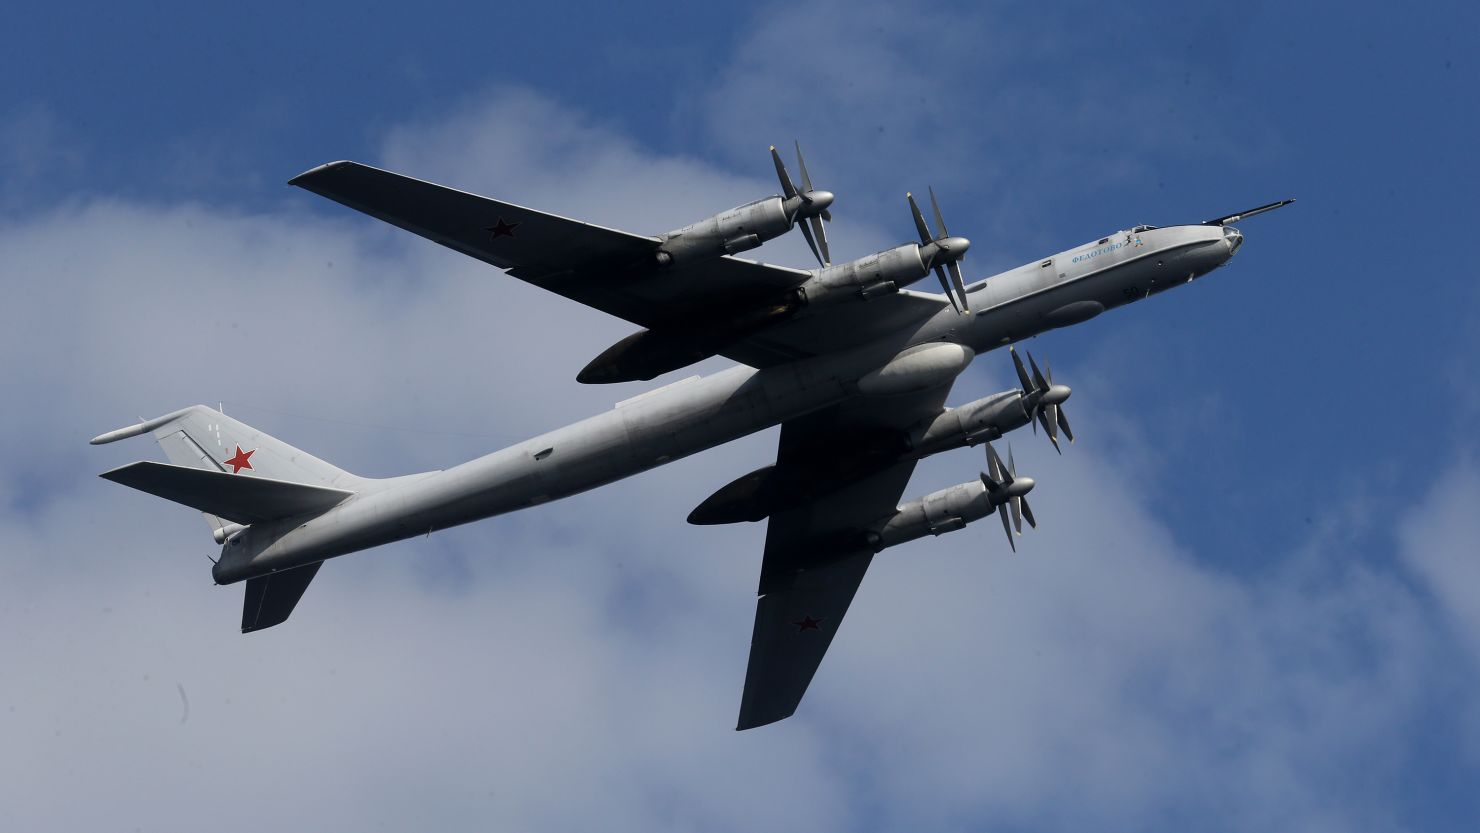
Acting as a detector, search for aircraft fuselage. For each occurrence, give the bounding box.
[212,223,1238,584]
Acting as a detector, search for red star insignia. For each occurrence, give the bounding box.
[485,218,520,239]
[224,445,255,474]
[792,615,824,632]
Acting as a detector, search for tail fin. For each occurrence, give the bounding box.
[93,405,362,633]
[242,563,322,633]
[92,404,360,486]
[92,405,363,533]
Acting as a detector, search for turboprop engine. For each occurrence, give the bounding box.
[799,187,972,312]
[866,443,1038,553]
[656,142,833,268]
[914,348,1074,455]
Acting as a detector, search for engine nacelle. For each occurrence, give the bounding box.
[656,197,793,267]
[866,479,994,551]
[798,244,928,306]
[909,390,1032,456]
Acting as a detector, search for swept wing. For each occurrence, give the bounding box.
[291,161,947,370]
[737,379,955,729]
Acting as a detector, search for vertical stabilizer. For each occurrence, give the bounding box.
[93,404,364,534]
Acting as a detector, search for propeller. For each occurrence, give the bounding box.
[771,142,834,267]
[1203,198,1295,227]
[1010,347,1074,454]
[980,442,1036,552]
[907,188,971,314]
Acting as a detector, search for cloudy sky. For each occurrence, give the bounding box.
[3,1,1478,830]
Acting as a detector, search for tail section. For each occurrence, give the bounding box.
[93,404,361,488]
[241,563,322,633]
[92,405,363,633]
[99,461,353,525]
[93,405,363,532]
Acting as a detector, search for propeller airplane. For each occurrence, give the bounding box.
[92,146,1292,729]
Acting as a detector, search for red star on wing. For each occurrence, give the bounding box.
[485,218,520,240]
[224,445,255,474]
[792,615,824,632]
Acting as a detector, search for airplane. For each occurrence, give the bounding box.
[91,144,1292,729]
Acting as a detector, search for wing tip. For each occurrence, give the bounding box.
[736,708,795,731]
[288,160,355,187]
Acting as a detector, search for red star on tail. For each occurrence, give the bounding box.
[224,445,255,473]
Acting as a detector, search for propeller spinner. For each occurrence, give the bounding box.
[907,188,972,314]
[771,142,834,267]
[1011,347,1074,454]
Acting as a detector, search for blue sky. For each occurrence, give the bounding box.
[3,2,1479,831]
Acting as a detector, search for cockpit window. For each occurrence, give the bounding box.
[1131,224,1159,233]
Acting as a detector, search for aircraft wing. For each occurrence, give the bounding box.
[290,161,811,327]
[736,380,954,729]
[291,161,948,369]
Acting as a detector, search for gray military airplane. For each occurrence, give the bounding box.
[92,145,1291,729]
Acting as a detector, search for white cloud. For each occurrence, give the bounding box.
[1403,459,1480,647]
[0,46,1474,833]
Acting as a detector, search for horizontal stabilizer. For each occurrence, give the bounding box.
[242,562,322,632]
[100,461,353,525]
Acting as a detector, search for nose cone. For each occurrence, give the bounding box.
[1042,384,1071,406]
[1007,476,1035,498]
[806,190,834,214]
[1223,226,1243,256]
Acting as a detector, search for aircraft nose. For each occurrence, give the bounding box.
[1223,226,1243,256]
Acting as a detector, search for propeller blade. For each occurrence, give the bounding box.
[1026,352,1048,393]
[1008,445,1017,478]
[947,260,970,314]
[929,186,949,240]
[771,146,798,200]
[1011,347,1033,393]
[1035,409,1058,452]
[986,442,1010,487]
[1019,495,1037,529]
[798,217,825,268]
[1203,198,1295,226]
[1056,407,1075,443]
[808,214,830,266]
[820,208,832,222]
[1009,495,1022,534]
[795,141,814,193]
[934,265,961,313]
[907,193,933,245]
[998,503,1015,552]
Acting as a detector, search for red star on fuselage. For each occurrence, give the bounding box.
[224,445,255,474]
